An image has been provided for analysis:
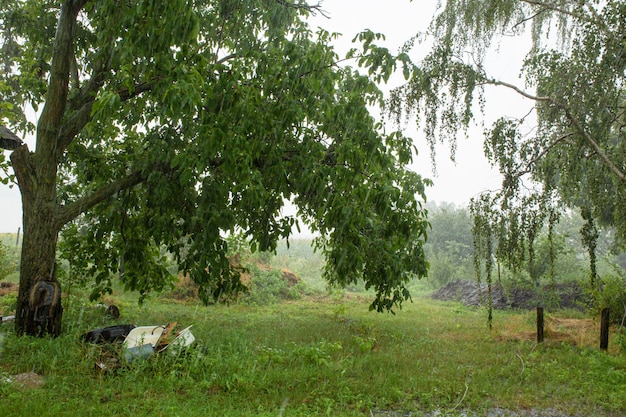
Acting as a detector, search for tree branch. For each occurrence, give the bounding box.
[513,131,574,178]
[37,1,86,158]
[275,0,329,18]
[117,79,158,101]
[513,9,545,30]
[58,63,111,151]
[9,144,36,207]
[53,169,145,231]
[486,79,551,102]
[485,77,626,182]
[216,53,236,65]
[520,0,612,38]
[521,0,583,21]
[558,103,626,182]
[59,73,159,152]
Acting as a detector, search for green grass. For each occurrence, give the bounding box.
[0,233,20,283]
[1,294,625,416]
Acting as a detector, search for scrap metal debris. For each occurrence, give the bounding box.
[1,315,15,323]
[82,321,195,370]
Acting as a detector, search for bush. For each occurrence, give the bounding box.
[0,241,14,280]
[426,252,473,289]
[242,266,300,306]
[0,292,17,315]
[587,266,626,327]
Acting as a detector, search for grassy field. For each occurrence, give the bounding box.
[1,291,625,416]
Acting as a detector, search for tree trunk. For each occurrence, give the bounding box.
[10,1,89,337]
[15,213,63,337]
[12,146,63,337]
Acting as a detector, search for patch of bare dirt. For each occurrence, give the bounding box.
[1,372,45,389]
[495,315,598,347]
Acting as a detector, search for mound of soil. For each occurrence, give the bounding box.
[167,258,301,302]
[431,279,588,311]
[252,262,301,287]
[0,281,18,297]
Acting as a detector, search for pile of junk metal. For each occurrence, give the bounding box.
[81,322,195,370]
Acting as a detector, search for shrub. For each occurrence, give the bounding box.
[0,241,14,280]
[587,266,626,327]
[0,292,17,315]
[242,267,288,305]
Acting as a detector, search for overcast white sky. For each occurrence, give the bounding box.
[0,0,535,233]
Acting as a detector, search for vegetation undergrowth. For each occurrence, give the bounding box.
[1,294,625,417]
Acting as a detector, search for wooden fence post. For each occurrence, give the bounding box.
[600,308,610,351]
[537,306,544,343]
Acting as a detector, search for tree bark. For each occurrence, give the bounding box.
[11,145,63,336]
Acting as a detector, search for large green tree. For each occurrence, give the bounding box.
[390,0,625,295]
[0,0,430,336]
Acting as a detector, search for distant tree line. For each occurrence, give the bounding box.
[424,202,625,290]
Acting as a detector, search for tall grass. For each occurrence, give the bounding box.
[0,233,20,282]
[1,294,625,416]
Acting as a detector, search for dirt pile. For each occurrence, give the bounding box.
[167,259,301,302]
[0,281,18,296]
[431,279,588,311]
[251,261,301,287]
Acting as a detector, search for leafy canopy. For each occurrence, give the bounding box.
[390,0,625,292]
[0,0,430,311]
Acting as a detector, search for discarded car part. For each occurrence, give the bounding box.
[82,324,136,344]
[123,325,166,349]
[155,322,178,351]
[83,322,195,366]
[168,325,195,355]
[124,344,155,363]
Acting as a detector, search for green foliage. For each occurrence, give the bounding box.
[241,266,289,306]
[0,235,20,281]
[586,266,626,327]
[0,241,12,280]
[423,203,474,287]
[1,1,431,314]
[273,239,325,291]
[389,0,626,316]
[425,203,473,261]
[0,292,16,315]
[426,248,471,289]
